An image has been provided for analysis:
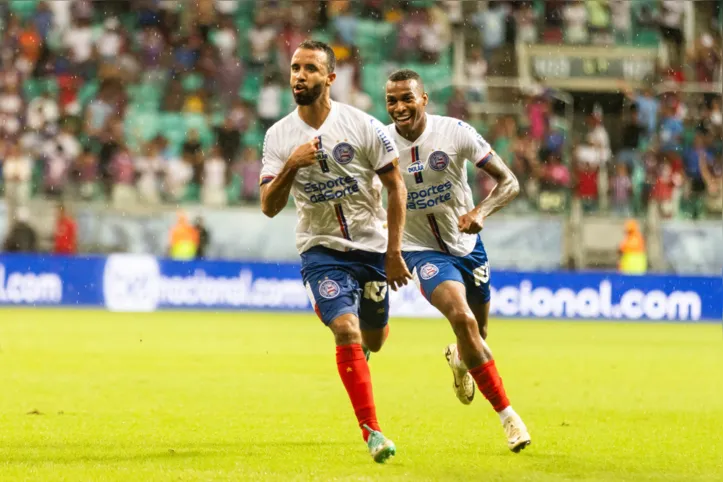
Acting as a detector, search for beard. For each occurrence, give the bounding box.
[293,83,323,105]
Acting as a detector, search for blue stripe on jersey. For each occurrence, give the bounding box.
[317,135,330,173]
[413,146,424,184]
[426,213,451,254]
[335,204,352,241]
[475,150,494,168]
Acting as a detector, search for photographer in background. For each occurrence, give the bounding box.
[2,207,38,253]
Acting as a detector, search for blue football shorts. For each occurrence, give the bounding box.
[300,246,389,330]
[403,235,491,306]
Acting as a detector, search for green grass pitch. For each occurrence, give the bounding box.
[0,309,721,481]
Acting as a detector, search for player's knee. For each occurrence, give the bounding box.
[447,308,477,340]
[329,315,362,346]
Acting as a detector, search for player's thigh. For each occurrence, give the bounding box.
[459,239,492,338]
[357,254,390,332]
[429,279,475,325]
[403,251,464,303]
[303,266,360,327]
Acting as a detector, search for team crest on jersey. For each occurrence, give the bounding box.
[428,151,450,171]
[319,279,341,299]
[332,142,355,165]
[407,161,424,173]
[419,263,439,280]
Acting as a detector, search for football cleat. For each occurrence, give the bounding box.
[444,344,475,405]
[502,414,532,453]
[363,424,396,463]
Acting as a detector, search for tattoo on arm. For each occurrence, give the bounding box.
[477,152,520,218]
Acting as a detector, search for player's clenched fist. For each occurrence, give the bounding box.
[289,138,321,170]
[385,252,412,291]
[458,208,484,234]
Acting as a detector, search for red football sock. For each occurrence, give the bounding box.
[336,344,380,442]
[468,360,510,412]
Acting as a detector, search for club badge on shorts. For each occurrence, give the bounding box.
[332,142,355,165]
[319,279,341,299]
[428,151,450,171]
[419,263,439,280]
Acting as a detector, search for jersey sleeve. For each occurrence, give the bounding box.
[259,128,284,186]
[366,117,400,174]
[455,120,494,168]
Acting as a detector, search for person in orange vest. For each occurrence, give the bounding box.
[168,210,199,260]
[618,219,647,274]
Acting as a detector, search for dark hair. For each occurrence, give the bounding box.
[297,40,336,73]
[387,69,425,89]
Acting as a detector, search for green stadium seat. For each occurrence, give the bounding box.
[240,73,261,102]
[77,80,99,108]
[9,0,39,20]
[226,173,242,205]
[22,78,58,101]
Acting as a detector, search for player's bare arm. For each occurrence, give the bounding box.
[458,152,520,234]
[260,138,320,218]
[378,165,412,291]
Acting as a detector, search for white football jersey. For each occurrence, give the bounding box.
[387,115,492,257]
[261,101,399,255]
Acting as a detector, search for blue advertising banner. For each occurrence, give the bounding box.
[0,254,720,322]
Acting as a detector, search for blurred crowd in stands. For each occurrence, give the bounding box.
[0,0,720,220]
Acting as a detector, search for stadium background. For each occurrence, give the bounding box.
[0,1,722,480]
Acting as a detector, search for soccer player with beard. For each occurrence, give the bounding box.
[384,69,532,453]
[259,41,412,463]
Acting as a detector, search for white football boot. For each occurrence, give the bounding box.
[502,413,532,453]
[444,344,475,405]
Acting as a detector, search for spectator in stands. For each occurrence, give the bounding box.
[54,203,77,255]
[625,83,659,140]
[73,147,99,201]
[3,207,37,253]
[201,146,227,207]
[692,33,721,85]
[419,5,451,64]
[110,145,137,207]
[0,80,24,140]
[396,7,425,61]
[618,105,644,167]
[215,113,242,165]
[586,0,612,44]
[257,71,283,132]
[700,152,723,214]
[609,0,632,43]
[331,1,357,45]
[446,88,469,121]
[465,49,487,102]
[652,151,684,218]
[164,152,193,203]
[193,215,210,259]
[473,1,508,64]
[98,17,123,62]
[26,89,59,131]
[514,2,538,44]
[247,12,277,69]
[610,162,633,217]
[574,144,600,212]
[3,143,33,212]
[658,0,685,69]
[658,99,684,153]
[563,0,588,44]
[238,146,261,203]
[135,141,164,204]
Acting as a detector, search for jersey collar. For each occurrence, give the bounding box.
[293,100,338,135]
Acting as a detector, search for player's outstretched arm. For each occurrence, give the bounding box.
[458,152,520,234]
[260,139,319,218]
[378,165,412,290]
